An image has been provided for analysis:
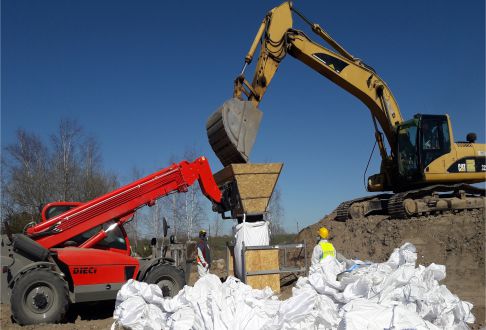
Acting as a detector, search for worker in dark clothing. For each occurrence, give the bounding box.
[196,230,211,277]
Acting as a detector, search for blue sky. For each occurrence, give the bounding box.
[2,0,485,233]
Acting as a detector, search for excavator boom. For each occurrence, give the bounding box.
[207,2,403,167]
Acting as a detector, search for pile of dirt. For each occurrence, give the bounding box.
[296,209,485,327]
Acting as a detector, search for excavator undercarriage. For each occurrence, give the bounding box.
[336,184,485,221]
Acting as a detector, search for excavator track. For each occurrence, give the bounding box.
[387,183,485,219]
[335,200,354,221]
[335,194,391,221]
[335,184,485,221]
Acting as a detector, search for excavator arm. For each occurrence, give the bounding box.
[207,2,403,172]
[26,157,228,249]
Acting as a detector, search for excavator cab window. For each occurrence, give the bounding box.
[419,116,451,168]
[397,116,452,180]
[397,122,419,178]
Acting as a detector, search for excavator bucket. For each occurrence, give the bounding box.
[206,98,262,167]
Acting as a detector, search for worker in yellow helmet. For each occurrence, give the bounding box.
[311,227,336,265]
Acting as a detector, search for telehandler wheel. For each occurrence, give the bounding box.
[145,264,185,298]
[11,268,69,325]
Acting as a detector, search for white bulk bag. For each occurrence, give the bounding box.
[233,220,270,279]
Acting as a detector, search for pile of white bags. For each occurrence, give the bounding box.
[112,243,475,330]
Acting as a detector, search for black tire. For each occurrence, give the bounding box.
[144,264,185,298]
[11,268,69,325]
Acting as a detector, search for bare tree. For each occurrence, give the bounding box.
[181,148,208,239]
[210,213,224,237]
[2,119,118,232]
[148,201,164,239]
[160,148,209,240]
[123,166,145,250]
[3,130,50,218]
[160,192,182,239]
[77,136,117,201]
[266,186,286,235]
[50,119,82,201]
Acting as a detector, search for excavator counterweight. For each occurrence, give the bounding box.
[207,98,262,166]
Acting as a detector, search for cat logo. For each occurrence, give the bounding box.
[312,53,348,74]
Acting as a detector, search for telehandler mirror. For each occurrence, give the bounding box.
[3,221,13,243]
[150,237,157,246]
[163,217,170,237]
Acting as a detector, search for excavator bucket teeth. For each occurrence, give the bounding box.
[206,98,263,167]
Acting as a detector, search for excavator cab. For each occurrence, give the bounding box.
[396,114,452,186]
[418,115,452,168]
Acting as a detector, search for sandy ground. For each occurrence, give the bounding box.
[297,208,485,328]
[1,301,115,330]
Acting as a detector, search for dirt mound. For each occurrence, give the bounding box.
[296,209,485,327]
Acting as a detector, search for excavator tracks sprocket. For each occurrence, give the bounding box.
[335,200,353,221]
[335,194,391,221]
[387,193,408,219]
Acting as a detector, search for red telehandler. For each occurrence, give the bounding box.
[1,157,236,325]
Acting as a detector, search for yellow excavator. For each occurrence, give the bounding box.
[206,2,486,219]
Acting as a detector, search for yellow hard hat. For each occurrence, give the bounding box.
[318,227,329,239]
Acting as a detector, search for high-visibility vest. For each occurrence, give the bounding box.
[319,241,336,261]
